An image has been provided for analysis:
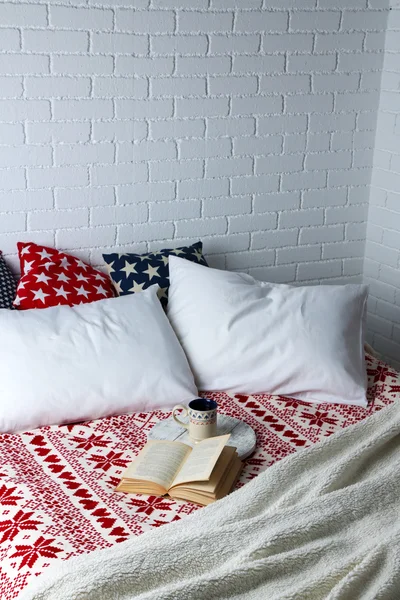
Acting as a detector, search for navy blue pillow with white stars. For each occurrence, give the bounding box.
[102,241,208,308]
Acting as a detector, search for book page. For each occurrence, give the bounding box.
[171,434,230,487]
[122,441,191,490]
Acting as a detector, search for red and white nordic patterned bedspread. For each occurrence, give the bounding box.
[0,352,398,599]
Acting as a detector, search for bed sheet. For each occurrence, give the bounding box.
[0,352,398,599]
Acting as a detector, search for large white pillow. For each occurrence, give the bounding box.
[0,286,198,433]
[167,257,368,407]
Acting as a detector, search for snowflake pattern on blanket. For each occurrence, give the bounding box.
[0,352,398,599]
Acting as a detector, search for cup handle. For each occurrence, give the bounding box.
[172,405,189,429]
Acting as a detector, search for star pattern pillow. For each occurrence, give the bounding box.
[0,251,17,309]
[102,241,208,308]
[14,242,115,310]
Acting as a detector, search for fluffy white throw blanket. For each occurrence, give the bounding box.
[21,401,400,600]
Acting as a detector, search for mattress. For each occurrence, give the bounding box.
[0,352,398,600]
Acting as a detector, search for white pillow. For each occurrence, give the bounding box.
[167,257,368,407]
[0,286,198,433]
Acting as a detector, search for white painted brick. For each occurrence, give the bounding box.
[231,174,280,195]
[328,168,371,187]
[91,204,147,226]
[25,76,91,99]
[93,120,146,143]
[285,93,334,114]
[0,145,51,167]
[231,95,283,116]
[346,222,367,240]
[53,55,113,76]
[254,191,300,212]
[178,11,233,33]
[0,29,21,51]
[28,167,89,189]
[300,225,344,244]
[210,34,260,55]
[176,217,227,238]
[151,77,206,98]
[0,212,26,233]
[92,163,147,186]
[258,114,307,135]
[277,244,321,265]
[150,159,203,182]
[335,91,380,112]
[28,209,88,231]
[118,222,175,244]
[206,157,253,178]
[343,257,364,277]
[234,135,282,156]
[0,100,50,121]
[150,119,205,140]
[232,54,285,74]
[203,195,252,217]
[226,250,274,270]
[92,33,148,55]
[284,133,307,153]
[57,227,116,250]
[0,231,54,255]
[55,143,115,166]
[149,200,201,221]
[177,178,229,199]
[207,117,255,137]
[341,10,388,31]
[282,171,326,192]
[179,138,231,159]
[288,54,337,74]
[280,208,324,229]
[290,11,341,32]
[203,233,250,254]
[116,56,174,76]
[353,149,374,168]
[0,77,23,98]
[153,0,208,7]
[176,98,229,118]
[331,132,352,151]
[27,121,91,144]
[302,188,347,208]
[0,123,24,146]
[116,99,173,119]
[23,30,88,53]
[262,33,313,52]
[249,264,296,283]
[256,154,303,174]
[116,9,174,33]
[313,73,359,92]
[0,55,49,75]
[326,204,369,224]
[55,186,115,209]
[229,212,277,234]
[151,35,208,55]
[252,228,298,250]
[176,56,231,76]
[0,3,47,26]
[211,0,261,6]
[93,77,148,99]
[119,140,176,162]
[308,132,330,151]
[0,190,53,211]
[309,113,356,133]
[306,151,352,170]
[261,74,310,94]
[235,11,288,33]
[209,76,257,96]
[338,52,384,74]
[323,241,365,259]
[297,260,342,281]
[53,99,113,120]
[315,32,364,52]
[117,182,175,204]
[50,6,113,30]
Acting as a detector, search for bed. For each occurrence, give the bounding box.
[1,351,398,600]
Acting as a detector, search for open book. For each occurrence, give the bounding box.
[116,434,242,506]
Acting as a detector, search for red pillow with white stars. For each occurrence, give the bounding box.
[14,242,115,310]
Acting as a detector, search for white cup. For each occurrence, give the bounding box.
[172,398,218,441]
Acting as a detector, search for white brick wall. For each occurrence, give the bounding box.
[0,0,389,288]
[364,1,400,369]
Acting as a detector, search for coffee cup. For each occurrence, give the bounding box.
[172,398,218,441]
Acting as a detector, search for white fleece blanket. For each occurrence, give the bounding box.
[21,401,400,600]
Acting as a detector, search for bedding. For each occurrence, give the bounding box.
[102,240,208,308]
[14,242,115,309]
[0,351,398,600]
[0,287,197,433]
[0,251,17,309]
[168,256,368,406]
